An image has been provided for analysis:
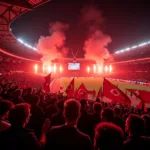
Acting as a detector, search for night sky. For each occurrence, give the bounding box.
[11,0,150,57]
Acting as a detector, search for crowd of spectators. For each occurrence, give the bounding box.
[0,73,150,150]
[106,61,150,84]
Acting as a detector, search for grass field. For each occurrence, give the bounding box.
[49,77,150,107]
[56,77,150,94]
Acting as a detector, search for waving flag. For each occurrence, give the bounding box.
[65,78,74,98]
[43,73,51,94]
[103,78,131,105]
[97,87,103,99]
[127,89,150,104]
[74,83,88,99]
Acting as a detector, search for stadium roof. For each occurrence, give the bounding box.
[0,0,50,61]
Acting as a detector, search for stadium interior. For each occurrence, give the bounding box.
[0,1,150,150]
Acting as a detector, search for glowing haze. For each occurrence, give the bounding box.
[82,6,112,64]
[37,22,69,65]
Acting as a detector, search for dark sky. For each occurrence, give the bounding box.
[11,0,150,57]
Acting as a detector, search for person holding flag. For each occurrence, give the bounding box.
[65,78,74,98]
[43,73,51,94]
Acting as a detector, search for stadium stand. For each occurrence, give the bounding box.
[105,43,150,82]
[0,0,49,60]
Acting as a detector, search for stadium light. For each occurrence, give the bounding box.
[109,65,112,73]
[98,65,102,73]
[87,66,90,73]
[125,47,130,51]
[43,64,45,73]
[138,42,148,47]
[34,64,38,74]
[32,46,37,50]
[93,64,97,73]
[53,64,57,73]
[115,40,150,54]
[48,65,52,73]
[119,49,125,53]
[18,38,24,44]
[17,38,37,51]
[131,45,138,49]
[59,65,63,73]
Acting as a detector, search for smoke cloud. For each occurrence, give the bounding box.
[37,22,69,65]
[82,6,112,64]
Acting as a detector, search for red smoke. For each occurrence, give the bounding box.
[37,22,69,65]
[82,6,112,64]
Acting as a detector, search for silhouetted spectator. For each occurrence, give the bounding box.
[101,107,114,122]
[11,89,24,104]
[124,114,150,150]
[94,122,124,150]
[50,100,65,127]
[46,99,92,150]
[46,97,58,118]
[28,95,44,138]
[0,103,50,150]
[23,87,35,104]
[90,102,102,140]
[142,114,150,136]
[0,100,14,132]
[114,106,125,131]
[77,99,92,136]
[96,98,100,103]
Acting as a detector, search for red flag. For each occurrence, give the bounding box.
[74,83,88,99]
[87,89,96,99]
[87,89,96,95]
[97,87,103,99]
[60,86,63,90]
[127,89,150,104]
[43,73,51,94]
[65,78,74,98]
[103,78,131,105]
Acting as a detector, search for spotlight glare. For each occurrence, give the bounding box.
[87,66,90,73]
[109,65,112,73]
[93,64,97,73]
[98,65,102,73]
[34,64,38,74]
[18,38,24,44]
[125,47,130,51]
[138,42,148,47]
[105,65,108,73]
[131,45,137,49]
[53,64,56,73]
[48,65,52,73]
[59,65,63,73]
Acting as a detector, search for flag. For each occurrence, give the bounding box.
[74,83,88,99]
[103,78,131,105]
[43,73,51,94]
[87,89,96,99]
[97,87,103,99]
[65,78,74,98]
[87,89,96,96]
[127,89,150,104]
[60,86,63,90]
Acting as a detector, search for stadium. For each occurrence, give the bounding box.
[0,1,150,96]
[1,1,150,149]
